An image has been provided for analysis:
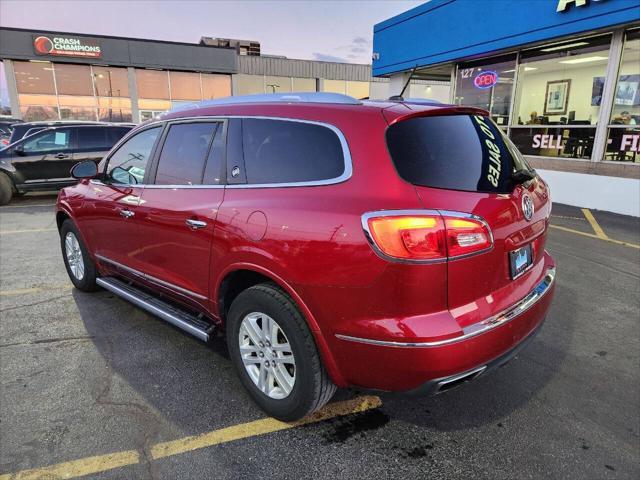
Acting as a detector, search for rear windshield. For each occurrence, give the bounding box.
[386,115,530,193]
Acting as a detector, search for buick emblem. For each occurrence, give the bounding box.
[522,193,534,221]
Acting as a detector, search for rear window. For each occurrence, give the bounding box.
[386,115,529,193]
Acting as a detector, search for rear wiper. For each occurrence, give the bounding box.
[511,169,536,184]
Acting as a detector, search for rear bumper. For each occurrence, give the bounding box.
[407,319,545,396]
[331,255,556,391]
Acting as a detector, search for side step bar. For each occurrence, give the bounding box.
[96,277,214,342]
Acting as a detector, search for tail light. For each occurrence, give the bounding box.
[363,210,492,262]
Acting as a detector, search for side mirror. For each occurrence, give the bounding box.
[13,144,24,156]
[71,160,98,179]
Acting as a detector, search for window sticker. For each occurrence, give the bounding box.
[54,131,68,145]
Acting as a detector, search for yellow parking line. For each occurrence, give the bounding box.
[0,395,382,480]
[152,395,381,459]
[0,284,72,296]
[0,227,57,235]
[581,208,608,239]
[550,225,640,249]
[0,451,141,480]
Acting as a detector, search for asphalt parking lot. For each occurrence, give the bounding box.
[1,195,638,480]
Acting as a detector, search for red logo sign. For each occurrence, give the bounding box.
[33,36,54,54]
[473,71,498,89]
[32,35,101,58]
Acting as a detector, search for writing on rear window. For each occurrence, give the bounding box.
[473,115,502,188]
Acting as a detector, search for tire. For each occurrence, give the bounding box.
[60,219,98,292]
[0,172,13,206]
[226,283,336,421]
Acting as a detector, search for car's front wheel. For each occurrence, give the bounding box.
[226,283,336,421]
[60,219,98,292]
[0,171,13,205]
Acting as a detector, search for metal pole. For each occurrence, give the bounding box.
[591,29,625,163]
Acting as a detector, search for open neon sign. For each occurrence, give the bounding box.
[473,71,498,89]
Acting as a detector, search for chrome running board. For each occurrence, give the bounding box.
[96,277,213,342]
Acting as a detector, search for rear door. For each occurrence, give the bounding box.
[13,127,75,182]
[385,113,551,328]
[134,120,226,310]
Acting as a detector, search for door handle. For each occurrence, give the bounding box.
[186,219,207,230]
[119,209,135,219]
[55,153,70,159]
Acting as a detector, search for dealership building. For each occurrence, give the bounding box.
[374,0,640,215]
[0,26,449,125]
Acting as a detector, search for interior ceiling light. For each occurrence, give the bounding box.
[540,41,590,52]
[558,56,608,64]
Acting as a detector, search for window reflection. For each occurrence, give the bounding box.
[55,64,93,96]
[136,69,169,100]
[169,71,201,100]
[92,66,129,97]
[14,60,56,95]
[455,55,516,126]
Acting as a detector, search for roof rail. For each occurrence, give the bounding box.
[166,92,362,114]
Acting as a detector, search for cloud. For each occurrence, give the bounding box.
[312,52,349,63]
[314,37,372,64]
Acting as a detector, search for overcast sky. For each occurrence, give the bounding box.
[0,0,423,64]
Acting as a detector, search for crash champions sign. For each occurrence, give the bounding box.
[33,35,102,58]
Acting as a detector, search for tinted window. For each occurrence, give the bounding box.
[106,127,161,184]
[107,127,131,145]
[155,123,218,185]
[77,127,109,150]
[22,129,72,153]
[386,115,530,193]
[242,119,344,184]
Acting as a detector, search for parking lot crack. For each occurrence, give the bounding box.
[0,335,95,348]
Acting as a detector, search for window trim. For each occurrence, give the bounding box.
[145,118,227,189]
[224,116,353,189]
[100,123,165,186]
[97,115,353,189]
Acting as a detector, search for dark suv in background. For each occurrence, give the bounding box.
[0,123,133,205]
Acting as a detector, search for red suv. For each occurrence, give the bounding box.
[56,93,556,421]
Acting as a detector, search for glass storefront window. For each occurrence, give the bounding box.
[20,106,58,121]
[201,74,231,99]
[455,54,516,126]
[13,60,56,95]
[0,61,11,115]
[59,106,97,121]
[54,64,93,96]
[169,71,202,101]
[510,35,610,159]
[606,29,640,162]
[98,108,132,123]
[136,69,169,100]
[92,66,129,97]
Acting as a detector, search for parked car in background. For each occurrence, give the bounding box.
[5,120,122,146]
[0,123,133,205]
[0,118,23,146]
[55,93,556,421]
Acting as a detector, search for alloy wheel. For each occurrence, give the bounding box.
[64,232,85,281]
[238,312,296,399]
